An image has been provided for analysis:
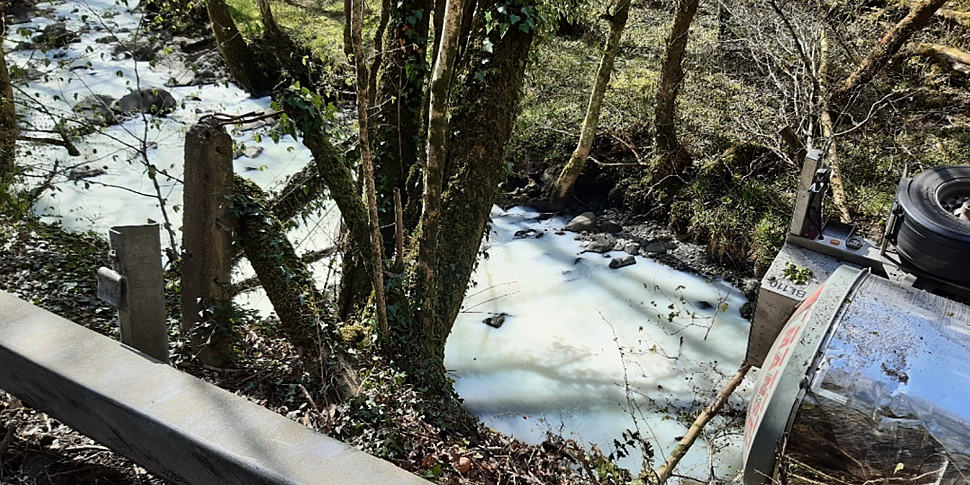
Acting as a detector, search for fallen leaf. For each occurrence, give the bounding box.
[455,456,472,474]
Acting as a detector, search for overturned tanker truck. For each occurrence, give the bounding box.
[742,151,970,484]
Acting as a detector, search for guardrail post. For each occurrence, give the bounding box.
[789,149,824,238]
[107,221,169,363]
[181,120,234,365]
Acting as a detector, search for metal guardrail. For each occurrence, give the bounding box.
[0,291,430,485]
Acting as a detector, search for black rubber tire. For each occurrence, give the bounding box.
[895,165,970,283]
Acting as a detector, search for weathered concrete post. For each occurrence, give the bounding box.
[181,120,235,365]
[108,222,169,363]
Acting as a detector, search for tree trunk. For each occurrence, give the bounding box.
[300,131,377,321]
[350,0,389,336]
[414,0,464,328]
[819,30,852,223]
[904,43,970,76]
[371,0,433,228]
[0,45,16,193]
[256,0,282,39]
[654,0,699,175]
[551,0,630,206]
[829,0,950,106]
[232,177,357,400]
[391,0,536,393]
[207,0,270,96]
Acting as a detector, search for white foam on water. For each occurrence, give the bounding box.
[446,206,754,478]
[8,3,756,480]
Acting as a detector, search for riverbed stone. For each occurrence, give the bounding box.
[586,234,615,253]
[565,212,596,232]
[32,22,78,48]
[116,88,177,116]
[624,242,640,255]
[73,94,119,126]
[112,39,158,62]
[609,255,636,269]
[234,145,264,160]
[642,240,675,256]
[599,219,622,233]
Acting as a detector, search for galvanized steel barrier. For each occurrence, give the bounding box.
[0,291,429,485]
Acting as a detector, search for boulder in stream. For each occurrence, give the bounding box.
[585,234,615,253]
[72,94,119,126]
[565,212,596,232]
[116,88,177,116]
[32,22,79,48]
[609,255,636,269]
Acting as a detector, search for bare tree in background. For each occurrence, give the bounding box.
[653,0,700,178]
[551,0,631,207]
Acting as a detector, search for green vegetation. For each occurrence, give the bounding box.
[783,262,814,285]
[223,0,377,92]
[507,1,970,274]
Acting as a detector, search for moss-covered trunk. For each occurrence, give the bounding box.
[654,0,699,176]
[0,45,16,193]
[413,0,464,329]
[301,131,376,316]
[551,0,630,206]
[349,0,389,335]
[372,0,433,229]
[207,0,271,96]
[232,177,357,400]
[256,0,282,39]
[389,0,536,393]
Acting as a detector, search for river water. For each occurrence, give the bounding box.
[7,1,755,480]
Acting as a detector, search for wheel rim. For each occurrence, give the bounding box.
[937,180,970,221]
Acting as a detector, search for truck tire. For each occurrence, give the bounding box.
[895,165,970,283]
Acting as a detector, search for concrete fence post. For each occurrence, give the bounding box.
[181,120,235,365]
[107,221,169,364]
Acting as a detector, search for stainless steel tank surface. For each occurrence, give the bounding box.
[743,266,970,485]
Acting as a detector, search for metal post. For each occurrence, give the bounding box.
[108,221,169,363]
[789,149,824,238]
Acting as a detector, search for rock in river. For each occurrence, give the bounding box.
[565,212,596,233]
[609,255,636,269]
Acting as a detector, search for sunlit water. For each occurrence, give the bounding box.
[8,2,755,481]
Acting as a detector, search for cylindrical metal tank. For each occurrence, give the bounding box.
[743,265,970,484]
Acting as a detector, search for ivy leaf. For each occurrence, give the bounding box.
[508,13,520,25]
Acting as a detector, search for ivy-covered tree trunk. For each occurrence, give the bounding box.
[0,45,16,193]
[371,0,433,223]
[654,0,699,177]
[551,0,630,207]
[414,0,464,329]
[206,0,271,96]
[232,177,358,400]
[390,0,536,394]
